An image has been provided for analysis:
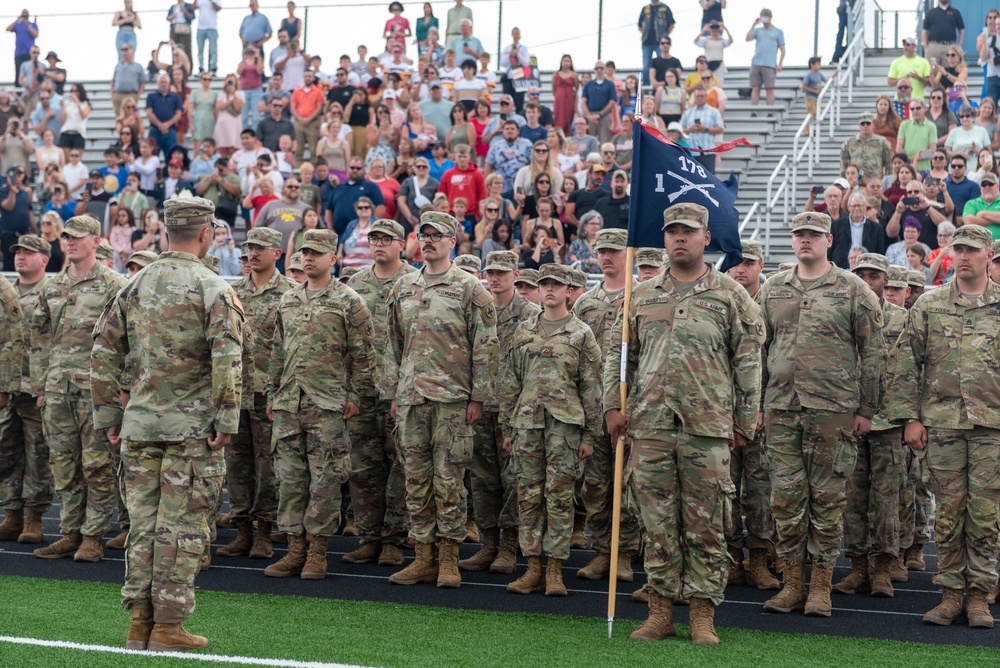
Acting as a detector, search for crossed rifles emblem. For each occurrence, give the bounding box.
[666,171,719,207]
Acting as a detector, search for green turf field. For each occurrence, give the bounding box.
[0,575,993,668]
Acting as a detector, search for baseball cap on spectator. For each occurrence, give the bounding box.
[591,164,607,174]
[612,169,628,181]
[902,37,917,46]
[88,169,104,178]
[666,121,688,139]
[833,178,851,190]
[981,172,998,186]
[429,81,443,89]
[168,158,184,168]
[382,89,397,100]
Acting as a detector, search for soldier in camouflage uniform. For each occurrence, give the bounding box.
[91,196,245,652]
[514,269,540,305]
[635,248,666,282]
[566,269,589,311]
[725,239,779,590]
[501,263,601,597]
[605,204,763,645]
[905,268,926,309]
[454,254,483,544]
[840,112,895,181]
[286,252,306,284]
[30,216,127,563]
[125,251,160,276]
[263,229,376,581]
[834,254,908,598]
[0,236,51,544]
[96,240,116,269]
[758,212,884,619]
[339,266,361,283]
[989,240,1000,284]
[883,265,910,309]
[383,212,499,589]
[573,228,642,582]
[460,250,540,574]
[454,254,482,275]
[343,219,415,567]
[887,224,1000,628]
[565,266,590,547]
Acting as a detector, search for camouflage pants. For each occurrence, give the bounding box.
[346,398,409,546]
[272,393,351,537]
[843,427,903,558]
[725,430,774,551]
[43,389,116,537]
[511,415,581,560]
[900,447,933,550]
[397,401,473,544]
[632,430,732,606]
[0,392,52,511]
[766,409,856,565]
[925,426,1000,593]
[582,428,642,554]
[225,393,278,522]
[121,438,224,624]
[110,434,129,532]
[470,411,518,531]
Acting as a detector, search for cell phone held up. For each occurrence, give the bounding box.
[902,196,920,206]
[811,185,824,195]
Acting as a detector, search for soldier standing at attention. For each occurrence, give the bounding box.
[343,219,415,567]
[460,250,540,574]
[286,252,306,283]
[605,204,764,645]
[573,228,642,582]
[216,228,296,561]
[635,247,666,283]
[834,253,908,598]
[725,239,779,590]
[502,263,601,596]
[514,269,541,305]
[31,216,127,563]
[0,236,50,544]
[263,229,376,581]
[91,197,244,651]
[759,212,884,618]
[883,266,910,309]
[565,265,590,547]
[566,269,589,311]
[888,224,1000,628]
[383,211,499,589]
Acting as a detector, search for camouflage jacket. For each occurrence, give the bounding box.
[871,299,908,432]
[573,280,628,355]
[500,312,603,445]
[31,262,126,395]
[0,275,23,395]
[234,270,298,395]
[267,279,376,413]
[12,277,44,395]
[759,264,884,418]
[347,262,417,369]
[486,291,541,413]
[840,134,894,179]
[91,252,245,439]
[886,280,1000,429]
[383,263,499,407]
[604,266,765,440]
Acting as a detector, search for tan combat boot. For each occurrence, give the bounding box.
[904,544,925,571]
[577,552,611,580]
[747,548,780,590]
[988,580,1000,606]
[616,551,634,582]
[147,623,209,652]
[832,555,870,595]
[805,562,835,617]
[689,597,720,645]
[0,508,24,541]
[217,518,253,557]
[106,531,128,550]
[464,515,480,543]
[125,602,154,650]
[249,520,274,559]
[34,531,83,559]
[341,515,358,537]
[437,539,462,588]
[632,587,649,603]
[727,545,746,585]
[200,550,211,571]
[389,542,438,585]
[763,560,806,613]
[343,541,381,564]
[890,555,909,583]
[457,527,499,571]
[74,535,104,562]
[629,589,676,641]
[301,535,329,580]
[545,558,567,596]
[923,587,965,625]
[570,515,588,549]
[965,589,994,628]
[216,512,233,529]
[270,531,288,544]
[264,534,307,578]
[507,556,545,594]
[378,543,404,566]
[490,529,518,574]
[18,508,44,544]
[870,555,894,598]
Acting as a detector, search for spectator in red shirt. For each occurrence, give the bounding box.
[437,142,486,213]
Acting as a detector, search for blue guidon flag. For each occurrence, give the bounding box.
[626,119,747,271]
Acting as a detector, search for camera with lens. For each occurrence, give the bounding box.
[710,22,720,30]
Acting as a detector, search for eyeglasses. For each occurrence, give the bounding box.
[950,163,965,168]
[906,190,922,195]
[948,53,959,58]
[932,155,946,160]
[959,114,973,119]
[931,95,944,100]
[367,235,396,245]
[534,148,549,153]
[414,164,428,169]
[897,85,911,90]
[41,220,53,225]
[286,185,300,189]
[348,165,363,170]
[485,207,500,213]
[355,205,371,210]
[416,232,450,241]
[537,179,550,184]
[701,76,712,80]
[859,121,872,126]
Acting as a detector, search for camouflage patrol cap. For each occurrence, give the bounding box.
[299,229,338,254]
[886,265,909,288]
[240,247,249,260]
[454,254,482,275]
[538,263,572,285]
[126,250,159,269]
[906,269,926,287]
[243,227,283,248]
[63,215,102,238]
[852,253,889,274]
[569,268,588,288]
[662,203,709,230]
[858,111,875,123]
[163,195,220,228]
[741,239,764,262]
[778,262,797,272]
[287,252,303,271]
[594,228,627,251]
[9,234,51,257]
[96,240,114,261]
[992,239,1000,259]
[419,211,459,236]
[791,211,832,234]
[951,223,992,250]
[484,250,518,272]
[636,247,664,267]
[515,268,539,286]
[370,218,405,239]
[201,253,221,273]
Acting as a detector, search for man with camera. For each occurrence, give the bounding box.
[0,115,33,177]
[16,45,42,117]
[74,169,118,237]
[195,158,242,225]
[0,164,35,271]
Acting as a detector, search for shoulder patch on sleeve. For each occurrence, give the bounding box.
[473,288,497,326]
[229,290,245,317]
[2,289,22,322]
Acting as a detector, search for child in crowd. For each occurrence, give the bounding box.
[100,148,129,195]
[802,56,826,133]
[453,197,476,242]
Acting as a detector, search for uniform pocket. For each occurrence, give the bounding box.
[834,428,859,477]
[169,533,204,584]
[188,450,225,516]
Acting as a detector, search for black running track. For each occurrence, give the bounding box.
[1,507,998,648]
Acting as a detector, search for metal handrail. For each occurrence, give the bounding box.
[764,155,789,258]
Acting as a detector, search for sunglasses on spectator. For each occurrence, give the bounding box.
[859,121,872,126]
[983,182,999,187]
[356,205,372,210]
[349,165,363,170]
[534,148,549,153]
[286,185,300,189]
[910,105,923,110]
[486,207,500,213]
[602,150,615,155]
[537,179,550,184]
[950,163,965,168]
[932,155,946,159]
[959,114,973,118]
[948,53,959,58]
[414,164,428,168]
